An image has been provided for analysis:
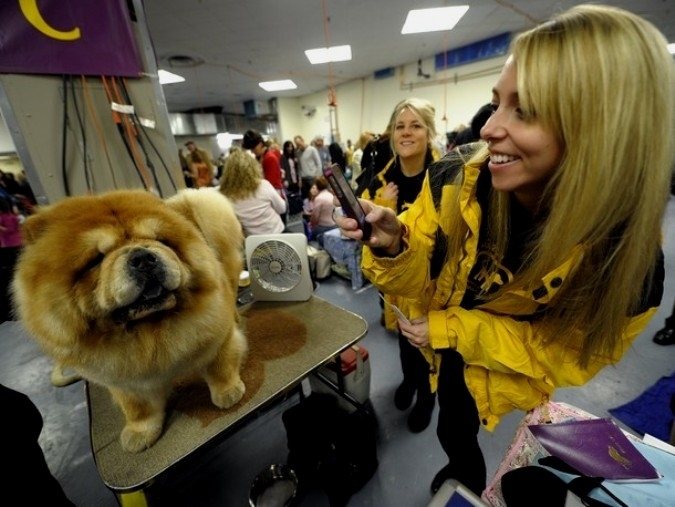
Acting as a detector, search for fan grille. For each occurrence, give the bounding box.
[249,239,304,292]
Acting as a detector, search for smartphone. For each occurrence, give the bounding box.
[323,163,372,240]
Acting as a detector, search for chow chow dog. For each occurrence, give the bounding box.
[12,188,247,453]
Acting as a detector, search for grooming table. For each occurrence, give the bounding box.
[86,295,368,505]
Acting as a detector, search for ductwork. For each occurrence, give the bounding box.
[168,113,227,135]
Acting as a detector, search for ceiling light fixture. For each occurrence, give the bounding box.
[158,69,185,85]
[401,6,469,34]
[259,80,298,92]
[305,45,352,65]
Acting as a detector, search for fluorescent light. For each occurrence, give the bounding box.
[259,79,297,92]
[401,6,469,34]
[158,69,185,84]
[668,43,675,55]
[305,45,352,64]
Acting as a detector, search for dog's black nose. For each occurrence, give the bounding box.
[128,249,159,273]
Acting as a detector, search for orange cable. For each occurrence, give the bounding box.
[321,0,336,106]
[101,75,152,190]
[80,76,118,188]
[109,76,152,189]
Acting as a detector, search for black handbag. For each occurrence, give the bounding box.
[282,393,378,507]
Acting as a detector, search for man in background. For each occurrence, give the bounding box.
[294,135,322,201]
[313,135,331,168]
[242,130,284,198]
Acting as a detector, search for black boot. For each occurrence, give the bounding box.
[407,393,435,433]
[394,381,415,410]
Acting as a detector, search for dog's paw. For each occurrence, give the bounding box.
[120,421,164,453]
[211,378,245,409]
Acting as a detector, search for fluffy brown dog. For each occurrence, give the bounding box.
[12,188,247,453]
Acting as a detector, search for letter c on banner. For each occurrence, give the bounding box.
[19,0,81,41]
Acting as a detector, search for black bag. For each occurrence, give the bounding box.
[282,393,378,506]
[286,191,304,215]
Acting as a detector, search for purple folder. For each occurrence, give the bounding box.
[528,418,661,481]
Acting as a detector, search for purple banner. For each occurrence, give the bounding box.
[0,0,142,77]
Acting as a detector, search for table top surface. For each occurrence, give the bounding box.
[87,295,368,492]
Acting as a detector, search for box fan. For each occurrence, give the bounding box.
[245,233,314,301]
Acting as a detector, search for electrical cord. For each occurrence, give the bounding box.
[69,75,92,193]
[117,77,165,195]
[61,74,70,196]
[100,75,150,190]
[80,76,119,189]
[121,78,177,194]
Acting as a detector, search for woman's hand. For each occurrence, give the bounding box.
[398,316,430,348]
[333,198,403,254]
[381,182,399,201]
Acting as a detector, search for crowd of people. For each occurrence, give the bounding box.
[0,169,36,323]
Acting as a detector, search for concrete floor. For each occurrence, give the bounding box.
[2,200,675,506]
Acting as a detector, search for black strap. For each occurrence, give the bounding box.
[539,456,628,507]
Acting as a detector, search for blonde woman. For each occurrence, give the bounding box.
[361,98,441,434]
[219,148,287,236]
[349,131,375,189]
[335,5,674,496]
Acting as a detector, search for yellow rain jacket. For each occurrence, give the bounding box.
[362,146,663,431]
[360,149,440,331]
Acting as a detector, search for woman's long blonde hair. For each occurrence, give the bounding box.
[218,148,263,201]
[448,5,675,367]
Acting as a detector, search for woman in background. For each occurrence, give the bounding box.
[281,140,303,216]
[308,176,337,246]
[360,98,441,434]
[350,131,376,190]
[218,148,286,236]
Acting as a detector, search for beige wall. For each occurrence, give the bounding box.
[278,53,506,146]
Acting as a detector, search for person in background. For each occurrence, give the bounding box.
[294,135,323,201]
[308,175,337,246]
[242,129,284,199]
[344,139,354,169]
[14,171,37,209]
[215,152,227,181]
[360,98,441,433]
[334,4,673,496]
[651,298,675,345]
[313,135,331,168]
[267,137,283,166]
[452,103,494,146]
[445,126,465,152]
[218,148,286,236]
[184,140,214,188]
[281,140,303,216]
[328,141,346,172]
[178,148,193,188]
[356,123,394,197]
[350,131,376,190]
[0,197,23,322]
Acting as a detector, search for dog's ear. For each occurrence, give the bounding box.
[19,210,51,245]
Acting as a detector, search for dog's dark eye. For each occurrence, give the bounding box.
[81,252,105,272]
[157,237,178,250]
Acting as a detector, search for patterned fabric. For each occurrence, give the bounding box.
[483,401,596,506]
